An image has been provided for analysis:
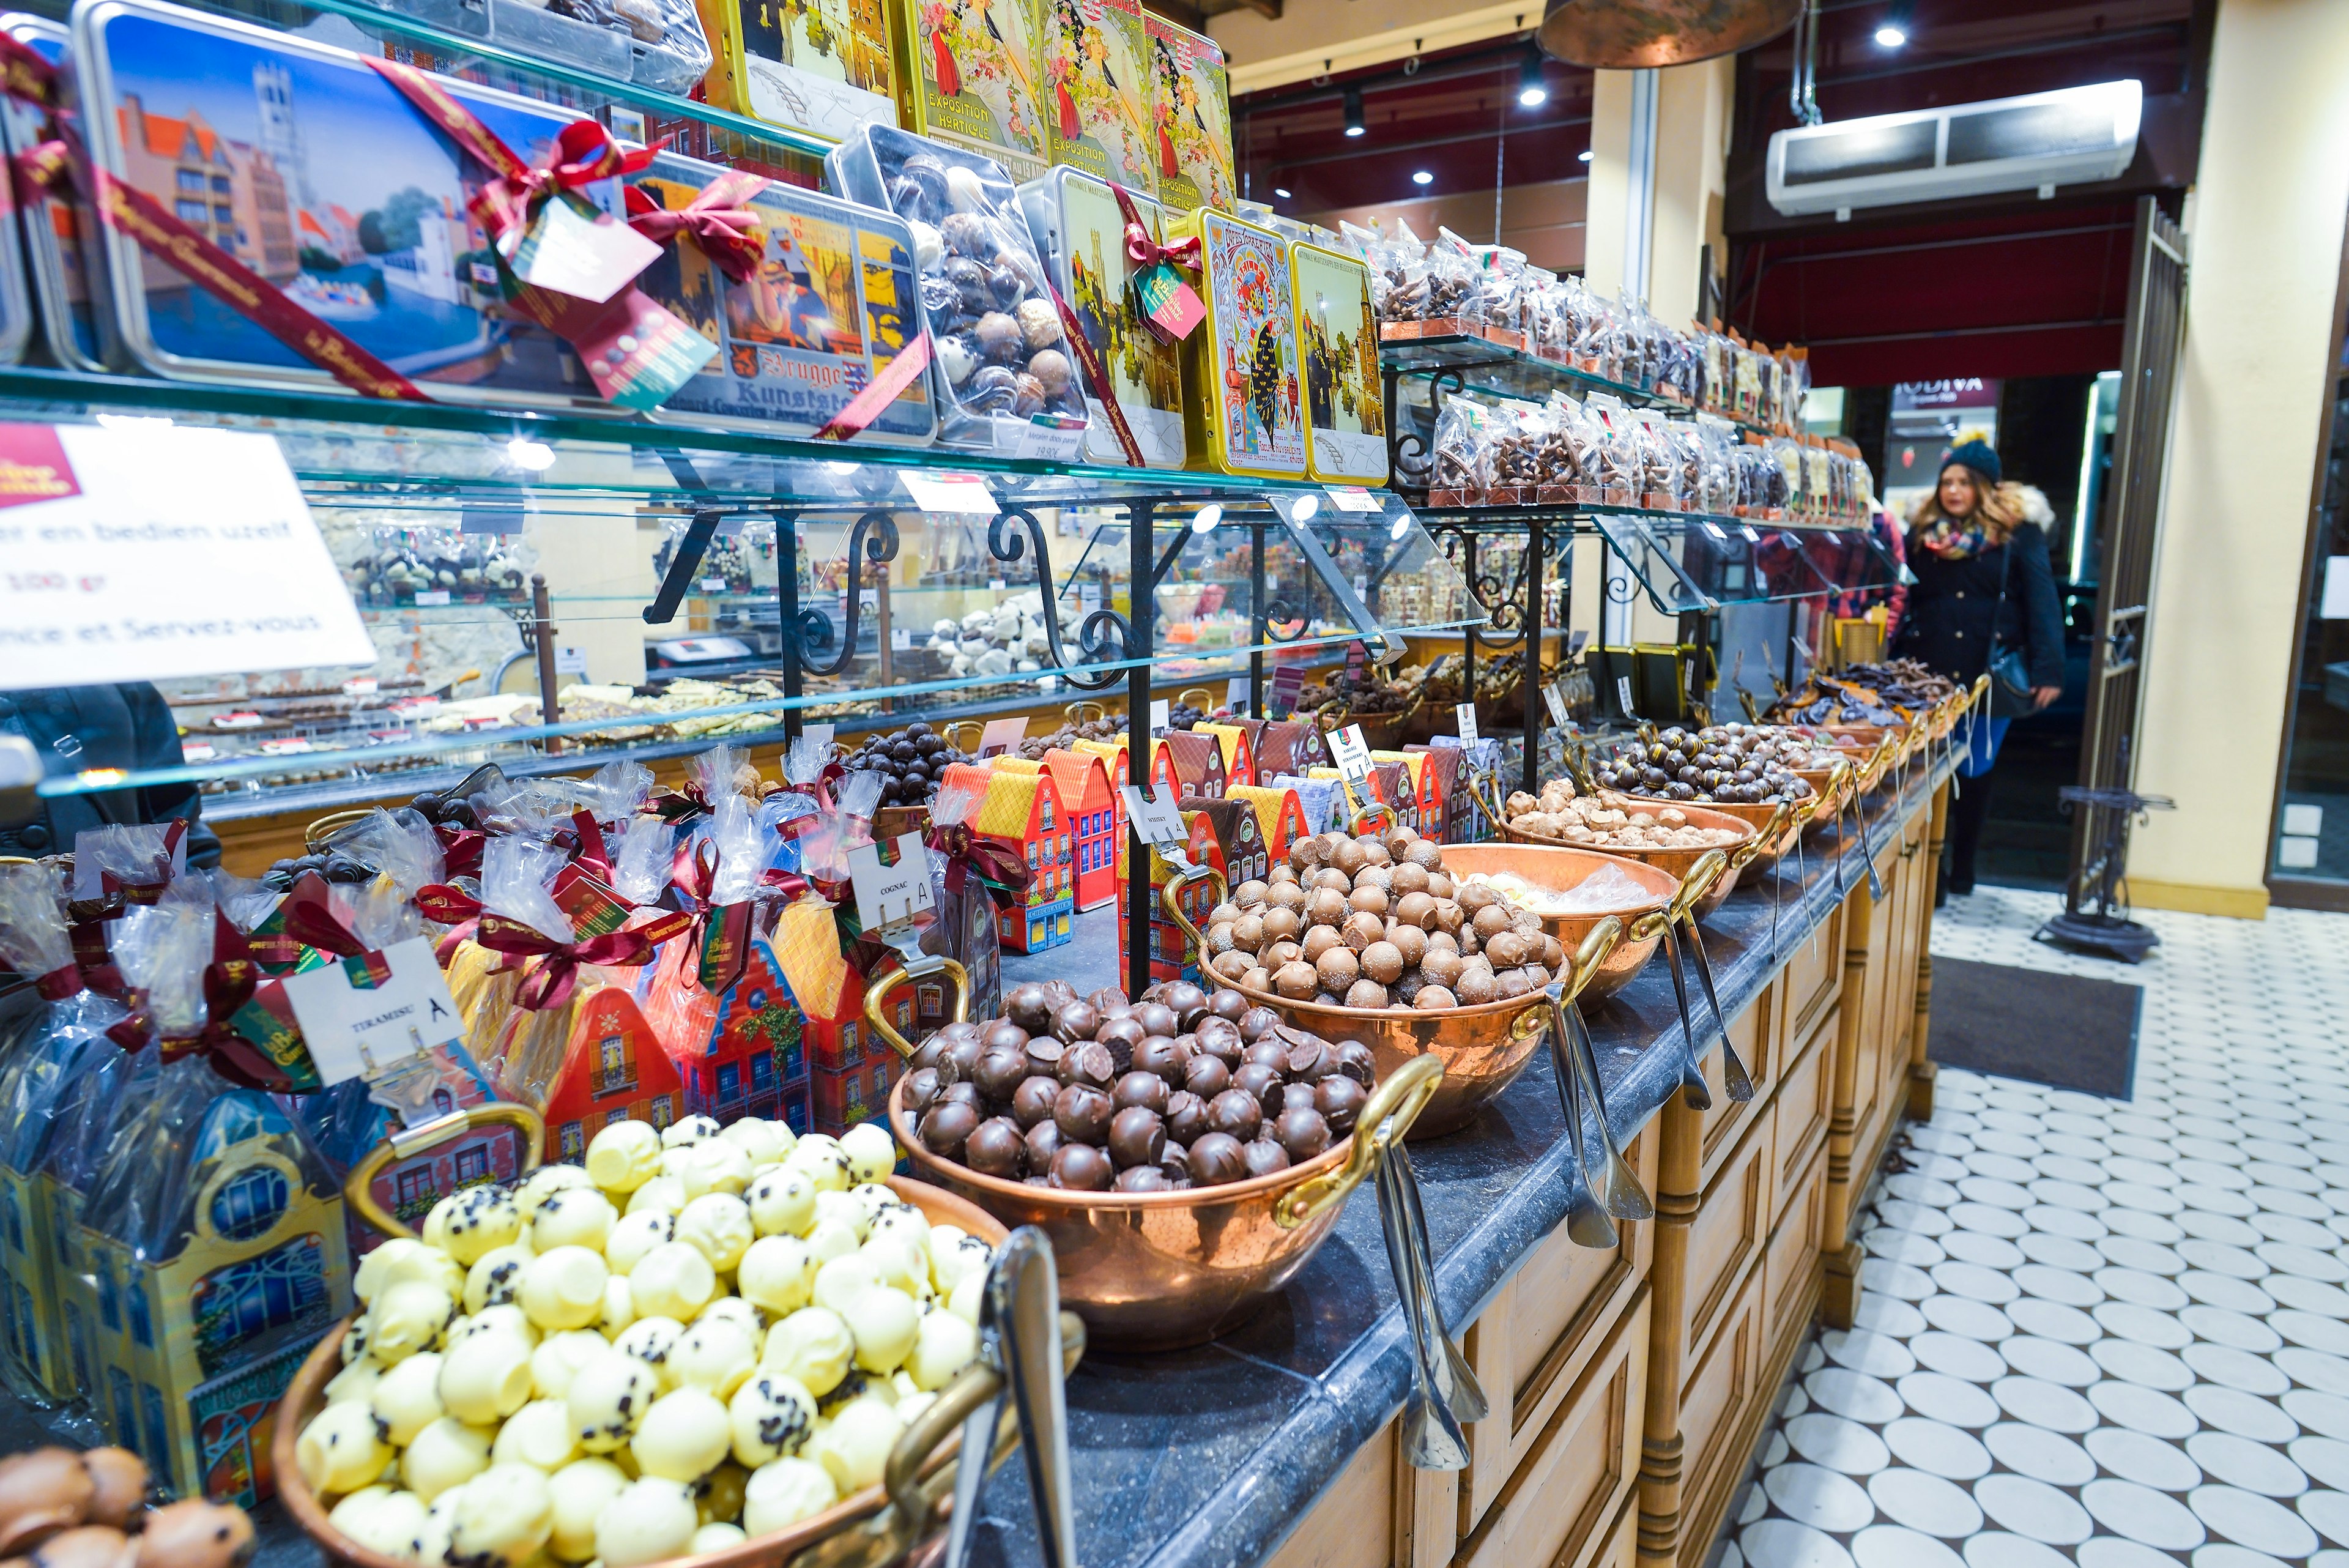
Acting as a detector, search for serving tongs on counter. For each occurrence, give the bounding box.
[1542,916,1651,1253]
[1646,847,1754,1113]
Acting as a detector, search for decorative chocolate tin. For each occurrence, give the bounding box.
[1291,239,1387,485]
[1042,0,1153,195]
[694,0,900,144]
[1143,13,1231,214]
[905,0,1048,183]
[0,15,69,368]
[1017,164,1180,466]
[1166,206,1305,478]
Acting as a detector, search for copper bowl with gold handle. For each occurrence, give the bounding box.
[1433,843,1718,1003]
[1587,793,1802,871]
[889,1049,1445,1351]
[1501,798,1759,923]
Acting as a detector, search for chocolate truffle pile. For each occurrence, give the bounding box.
[1203,826,1569,1010]
[903,980,1376,1193]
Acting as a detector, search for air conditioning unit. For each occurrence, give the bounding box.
[1767,80,2142,218]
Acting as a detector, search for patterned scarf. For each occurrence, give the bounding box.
[1915,516,1991,560]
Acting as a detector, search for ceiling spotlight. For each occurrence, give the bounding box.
[1874,21,1906,46]
[1411,169,1433,186]
[1517,47,1548,108]
[1274,186,1292,198]
[1578,149,1593,163]
[1343,86,1365,138]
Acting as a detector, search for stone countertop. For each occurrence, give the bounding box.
[974,756,1951,1568]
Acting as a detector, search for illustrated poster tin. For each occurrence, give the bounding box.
[1017,165,1179,466]
[1143,15,1231,213]
[1168,207,1305,479]
[694,0,899,144]
[633,150,934,443]
[908,0,1048,183]
[1291,240,1387,486]
[73,0,636,411]
[0,15,66,369]
[1042,0,1152,195]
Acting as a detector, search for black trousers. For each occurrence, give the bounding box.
[1945,764,1997,894]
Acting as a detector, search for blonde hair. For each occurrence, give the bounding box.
[1909,465,2022,543]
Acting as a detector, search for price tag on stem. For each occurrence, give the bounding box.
[848,833,936,932]
[1121,782,1188,851]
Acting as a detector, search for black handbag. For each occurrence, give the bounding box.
[1986,541,2036,719]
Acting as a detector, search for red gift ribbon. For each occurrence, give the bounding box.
[625,171,768,285]
[434,825,486,880]
[107,958,294,1092]
[812,330,935,442]
[668,837,752,995]
[278,873,368,958]
[1109,179,1201,273]
[33,964,81,1001]
[565,809,614,881]
[924,820,1030,911]
[415,883,486,926]
[0,29,57,110]
[475,908,691,1011]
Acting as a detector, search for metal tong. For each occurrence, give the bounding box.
[941,1230,1077,1568]
[1543,916,1650,1252]
[1373,1123,1487,1469]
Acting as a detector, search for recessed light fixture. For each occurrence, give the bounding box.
[1343,86,1365,138]
[1274,186,1292,198]
[1411,170,1433,186]
[1578,149,1593,163]
[1517,47,1548,108]
[1874,22,1906,46]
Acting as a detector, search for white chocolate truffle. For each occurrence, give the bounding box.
[746,1170,817,1239]
[897,1390,938,1429]
[802,1218,860,1267]
[907,1311,979,1392]
[727,1373,817,1468]
[329,1486,429,1559]
[717,1118,793,1168]
[669,1317,757,1400]
[614,1317,687,1384]
[544,1458,626,1563]
[946,1271,984,1327]
[761,1308,853,1397]
[341,1318,371,1365]
[599,1277,635,1339]
[515,1164,596,1221]
[492,1399,582,1473]
[629,1387,731,1482]
[810,1191,870,1245]
[927,1228,992,1298]
[369,1281,458,1367]
[783,1138,850,1195]
[837,1125,897,1186]
[630,1242,717,1321]
[690,1523,745,1555]
[674,1194,754,1274]
[531,1189,618,1255]
[297,1398,393,1496]
[809,1397,899,1494]
[520,1247,611,1332]
[843,1288,919,1375]
[426,1186,524,1267]
[404,1416,493,1503]
[451,1303,539,1350]
[864,1200,929,1254]
[412,1491,457,1566]
[532,1330,615,1402]
[694,1296,766,1343]
[594,1477,698,1568]
[566,1353,660,1454]
[662,1115,721,1149]
[625,1176,687,1218]
[447,1463,554,1568]
[943,163,987,213]
[741,1458,837,1536]
[439,1327,535,1425]
[465,1245,535,1316]
[355,1238,426,1304]
[324,1356,383,1408]
[861,1236,929,1301]
[370,1349,447,1445]
[676,1140,754,1200]
[736,1236,816,1317]
[809,1254,883,1318]
[603,1211,674,1276]
[586,1121,664,1195]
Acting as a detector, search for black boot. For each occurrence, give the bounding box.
[1945,766,1997,896]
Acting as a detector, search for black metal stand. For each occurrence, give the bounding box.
[2038,752,2174,962]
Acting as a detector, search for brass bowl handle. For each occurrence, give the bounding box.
[1158,860,1229,954]
[1859,734,1899,790]
[1508,916,1624,1032]
[1631,848,1726,940]
[943,721,985,754]
[1727,800,1793,874]
[304,809,373,852]
[1178,687,1215,711]
[346,1105,547,1239]
[864,957,972,1061]
[1274,1053,1444,1228]
[1348,798,1397,835]
[1063,699,1108,726]
[1968,673,1991,713]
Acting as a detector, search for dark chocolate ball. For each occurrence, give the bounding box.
[1208,990,1249,1023]
[908,1038,951,1074]
[1159,1142,1190,1184]
[1023,1038,1066,1077]
[1049,1143,1115,1191]
[1315,1074,1368,1135]
[1242,1038,1290,1072]
[1133,1002,1179,1039]
[1183,1055,1232,1100]
[902,1067,942,1114]
[1052,1082,1114,1143]
[1132,1035,1188,1082]
[974,1047,1028,1102]
[1086,987,1126,1014]
[965,1118,1026,1178]
[1206,1088,1262,1141]
[1053,1001,1101,1042]
[981,1020,1031,1057]
[1113,1166,1171,1192]
[1094,1017,1146,1060]
[1238,1006,1283,1042]
[1006,984,1055,1034]
[1187,1132,1247,1186]
[1161,981,1209,1029]
[1164,1090,1208,1146]
[1242,1140,1293,1178]
[1023,1120,1064,1169]
[1275,1107,1332,1162]
[1107,1106,1167,1169]
[1284,1041,1335,1083]
[942,1033,985,1083]
[1193,1018,1244,1065]
[1011,1075,1062,1130]
[1233,1061,1285,1118]
[918,1101,978,1159]
[937,1080,982,1111]
[1281,1082,1319,1115]
[1113,1070,1170,1115]
[1334,1040,1377,1087]
[1058,1041,1116,1090]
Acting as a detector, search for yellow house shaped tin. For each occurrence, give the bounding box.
[1165,207,1307,479]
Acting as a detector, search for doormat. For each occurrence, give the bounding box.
[1928,957,2142,1100]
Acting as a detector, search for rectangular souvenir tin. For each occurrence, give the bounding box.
[633,150,934,442]
[694,0,900,144]
[906,0,1048,183]
[1290,239,1387,485]
[1167,206,1305,479]
[73,0,635,411]
[1143,15,1231,213]
[1041,0,1152,194]
[1017,165,1179,466]
[0,16,67,368]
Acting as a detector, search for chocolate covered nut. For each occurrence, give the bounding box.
[1023,1120,1063,1170]
[918,1101,978,1159]
[1132,1035,1187,1082]
[1209,990,1249,1023]
[902,1068,943,1115]
[1242,1141,1292,1178]
[1057,1041,1116,1090]
[1238,1006,1282,1041]
[1275,1109,1332,1162]
[1204,1089,1261,1140]
[1011,1075,1061,1129]
[1048,1143,1114,1191]
[1315,1074,1367,1134]
[964,1118,1025,1179]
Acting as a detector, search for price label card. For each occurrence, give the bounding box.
[281,937,464,1087]
[413,590,451,607]
[1080,584,1104,615]
[978,717,1027,758]
[1324,486,1381,513]
[555,647,588,676]
[1149,698,1170,733]
[1543,682,1569,725]
[890,627,912,651]
[461,506,529,535]
[801,723,834,752]
[1617,675,1639,718]
[507,191,661,304]
[1009,414,1088,462]
[1225,675,1250,714]
[1269,665,1304,718]
[1121,782,1187,848]
[902,474,999,516]
[848,833,935,932]
[1346,641,1367,679]
[1329,723,1373,783]
[987,578,1007,592]
[858,588,878,608]
[700,578,727,592]
[1456,702,1479,745]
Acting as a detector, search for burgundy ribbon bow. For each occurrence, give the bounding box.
[432,824,486,881]
[1109,179,1200,273]
[563,809,614,881]
[625,171,768,284]
[415,883,486,926]
[924,821,1031,912]
[278,873,368,957]
[475,908,692,1011]
[0,28,57,110]
[106,952,289,1092]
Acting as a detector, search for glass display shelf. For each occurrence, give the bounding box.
[1381,334,1776,436]
[1586,512,1907,617]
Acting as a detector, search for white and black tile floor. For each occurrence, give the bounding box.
[1718,883,2349,1568]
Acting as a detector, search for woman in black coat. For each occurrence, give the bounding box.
[1891,439,2065,896]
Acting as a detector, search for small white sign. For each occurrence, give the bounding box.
[1010,415,1087,462]
[1150,698,1170,732]
[555,647,588,677]
[801,723,835,752]
[987,578,1008,592]
[902,474,999,516]
[891,627,912,651]
[1543,682,1568,725]
[848,832,935,931]
[700,578,727,592]
[2283,803,2324,837]
[1080,584,1104,616]
[413,590,451,607]
[1329,723,1373,783]
[1121,782,1187,848]
[1226,676,1250,713]
[1616,675,1638,718]
[2323,557,2349,620]
[282,937,465,1087]
[1456,702,1479,745]
[1324,486,1381,513]
[978,717,1028,757]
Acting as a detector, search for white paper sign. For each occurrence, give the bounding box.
[978,717,1028,757]
[1456,702,1479,745]
[555,647,588,676]
[1150,699,1170,733]
[848,833,935,931]
[801,723,835,752]
[902,474,999,516]
[700,578,727,592]
[1616,676,1638,718]
[1329,723,1373,782]
[413,590,451,606]
[891,627,913,651]
[281,937,465,1087]
[1543,682,1569,725]
[0,425,375,688]
[1226,676,1250,714]
[1121,782,1187,848]
[1324,486,1381,513]
[2323,557,2349,620]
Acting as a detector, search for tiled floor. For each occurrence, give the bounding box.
[1720,883,2349,1568]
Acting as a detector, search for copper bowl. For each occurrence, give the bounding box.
[1594,795,1804,871]
[1502,798,1760,923]
[1433,842,1691,1003]
[275,1177,1021,1568]
[891,1055,1444,1351]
